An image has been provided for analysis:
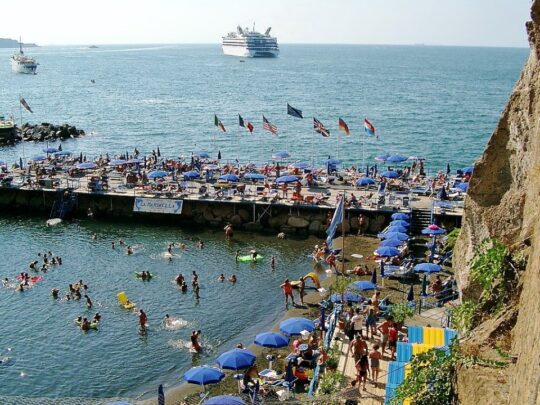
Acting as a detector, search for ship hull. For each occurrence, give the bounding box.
[10,59,38,74]
[222,46,278,58]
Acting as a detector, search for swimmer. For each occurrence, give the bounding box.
[57,257,62,265]
[218,274,225,282]
[84,294,93,309]
[164,314,173,328]
[75,316,83,325]
[235,250,240,262]
[64,293,71,301]
[127,246,134,255]
[229,274,237,283]
[2,278,9,286]
[119,239,125,246]
[197,240,204,249]
[51,288,59,299]
[190,330,202,352]
[92,233,97,240]
[29,260,38,270]
[81,318,90,331]
[93,313,101,323]
[139,309,148,330]
[175,274,184,285]
[112,241,116,249]
[69,284,76,294]
[180,243,187,250]
[74,290,82,300]
[250,249,258,262]
[194,283,200,300]
[191,271,199,287]
[271,255,276,270]
[16,283,24,292]
[167,244,173,254]
[180,282,188,293]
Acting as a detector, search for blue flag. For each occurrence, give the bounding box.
[326,196,344,248]
[287,103,303,119]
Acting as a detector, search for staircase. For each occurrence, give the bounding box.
[410,208,432,234]
[50,189,78,219]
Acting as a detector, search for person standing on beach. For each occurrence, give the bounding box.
[357,214,366,236]
[139,309,148,331]
[299,277,306,305]
[280,278,296,309]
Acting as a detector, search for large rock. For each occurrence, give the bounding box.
[287,216,310,228]
[238,208,250,222]
[230,214,243,226]
[308,220,323,234]
[268,213,288,229]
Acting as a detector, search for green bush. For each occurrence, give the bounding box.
[450,301,477,334]
[388,302,415,324]
[443,228,461,253]
[318,370,346,396]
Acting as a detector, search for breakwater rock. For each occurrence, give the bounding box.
[0,122,86,144]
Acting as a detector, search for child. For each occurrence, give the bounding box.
[369,344,383,385]
[355,354,370,391]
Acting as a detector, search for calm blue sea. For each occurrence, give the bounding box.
[0,44,529,400]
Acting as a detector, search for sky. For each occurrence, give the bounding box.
[2,0,531,47]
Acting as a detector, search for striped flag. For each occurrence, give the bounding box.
[313,117,330,137]
[20,97,33,113]
[287,103,303,119]
[214,114,226,132]
[338,118,350,135]
[262,116,278,135]
[238,114,254,133]
[364,118,376,137]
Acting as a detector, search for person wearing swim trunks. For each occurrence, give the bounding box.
[84,294,93,309]
[175,273,184,285]
[191,271,198,287]
[280,278,296,309]
[377,316,394,354]
[388,324,398,360]
[139,309,148,331]
[191,330,202,352]
[229,274,237,283]
[218,274,225,282]
[364,301,377,339]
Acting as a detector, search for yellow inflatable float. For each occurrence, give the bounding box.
[291,272,321,289]
[117,291,136,309]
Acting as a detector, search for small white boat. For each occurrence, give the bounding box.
[10,38,38,74]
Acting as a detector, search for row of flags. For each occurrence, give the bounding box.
[215,103,377,138]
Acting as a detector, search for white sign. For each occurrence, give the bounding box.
[133,197,183,214]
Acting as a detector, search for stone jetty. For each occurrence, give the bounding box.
[0,122,86,144]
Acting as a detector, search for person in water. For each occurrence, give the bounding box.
[193,283,200,299]
[224,224,233,240]
[190,330,202,352]
[139,309,148,331]
[180,282,188,292]
[175,274,184,285]
[167,244,173,254]
[127,246,134,255]
[180,243,187,250]
[93,313,101,323]
[271,255,276,270]
[218,274,225,282]
[235,250,240,262]
[197,240,204,249]
[111,241,115,249]
[229,274,237,283]
[81,318,90,331]
[164,314,173,328]
[191,271,199,287]
[250,250,258,262]
[51,288,59,299]
[85,295,93,309]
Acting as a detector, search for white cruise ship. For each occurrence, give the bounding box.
[222,25,279,58]
[10,39,38,74]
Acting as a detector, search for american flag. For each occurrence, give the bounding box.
[313,117,330,137]
[262,115,278,135]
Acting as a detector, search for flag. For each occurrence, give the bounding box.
[313,117,330,137]
[20,97,33,113]
[214,114,226,132]
[364,118,376,137]
[338,118,350,135]
[326,196,344,249]
[287,103,303,119]
[239,114,254,133]
[262,115,278,135]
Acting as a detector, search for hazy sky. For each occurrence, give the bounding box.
[3,0,531,47]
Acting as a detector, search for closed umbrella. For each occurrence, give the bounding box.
[375,247,400,257]
[158,384,165,405]
[183,366,225,388]
[254,332,289,348]
[391,213,410,220]
[407,284,415,302]
[380,260,385,278]
[370,268,377,285]
[348,281,377,291]
[203,396,245,405]
[276,175,298,183]
[381,171,399,179]
[216,349,256,370]
[421,275,429,297]
[279,317,314,336]
[217,150,222,160]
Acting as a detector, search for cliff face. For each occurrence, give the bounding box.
[454,1,540,403]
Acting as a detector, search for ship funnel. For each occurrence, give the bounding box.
[265,27,272,36]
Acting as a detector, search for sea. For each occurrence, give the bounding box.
[0,44,529,400]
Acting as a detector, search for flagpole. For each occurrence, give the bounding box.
[341,190,346,276]
[19,95,26,163]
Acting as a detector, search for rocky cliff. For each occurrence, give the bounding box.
[453,1,540,403]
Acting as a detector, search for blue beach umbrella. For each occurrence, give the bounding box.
[414,263,442,274]
[77,162,97,170]
[183,366,225,387]
[348,281,377,291]
[244,172,266,181]
[127,158,144,164]
[356,177,375,186]
[203,396,245,405]
[272,151,290,160]
[456,182,469,192]
[148,170,168,179]
[390,220,410,228]
[216,348,256,370]
[381,170,399,179]
[43,147,58,153]
[330,292,363,303]
[462,167,474,174]
[275,175,298,183]
[375,247,401,257]
[324,158,342,165]
[53,150,72,156]
[291,162,310,169]
[204,164,220,171]
[421,225,446,235]
[254,332,289,348]
[381,232,409,241]
[31,155,46,161]
[386,225,408,234]
[194,151,210,159]
[109,159,127,166]
[183,171,200,179]
[279,317,315,336]
[219,173,240,182]
[379,239,403,247]
[391,213,410,220]
[375,154,389,162]
[386,155,408,163]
